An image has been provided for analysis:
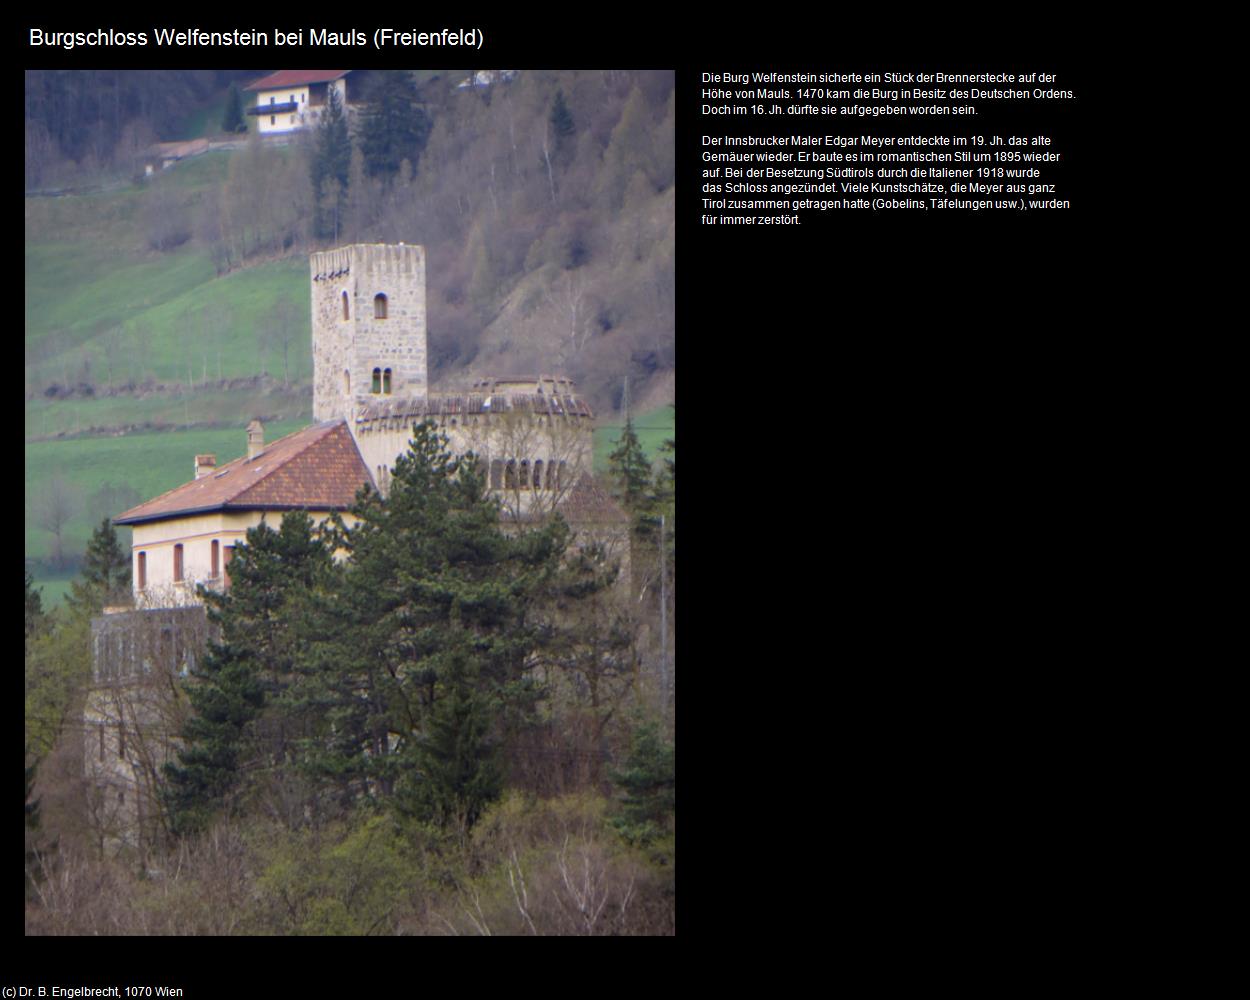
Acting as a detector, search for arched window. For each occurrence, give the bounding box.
[490,460,503,488]
[505,460,517,489]
[374,293,388,319]
[533,460,544,491]
[342,291,350,320]
[371,368,382,393]
[520,460,530,489]
[173,544,184,583]
[383,368,392,394]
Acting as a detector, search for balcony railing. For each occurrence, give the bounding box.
[248,102,299,115]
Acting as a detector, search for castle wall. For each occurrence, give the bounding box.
[86,606,210,850]
[311,244,427,423]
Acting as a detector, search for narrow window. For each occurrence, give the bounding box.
[372,368,382,393]
[533,460,544,491]
[223,546,234,591]
[520,460,530,489]
[137,551,146,591]
[117,722,126,759]
[374,293,388,319]
[211,539,220,579]
[490,459,503,488]
[556,461,567,490]
[383,368,392,394]
[270,116,276,126]
[98,724,105,762]
[342,291,350,320]
[345,369,351,395]
[505,460,517,489]
[173,544,184,583]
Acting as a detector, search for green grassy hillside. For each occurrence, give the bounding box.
[25,419,307,570]
[593,405,675,473]
[25,149,313,598]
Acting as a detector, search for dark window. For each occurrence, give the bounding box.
[137,551,146,591]
[505,460,517,489]
[98,725,105,762]
[520,460,530,488]
[173,544,184,583]
[533,460,544,490]
[270,116,276,126]
[118,722,126,759]
[342,291,349,320]
[383,368,392,394]
[374,293,388,319]
[223,546,234,591]
[211,539,220,579]
[372,368,382,393]
[490,460,503,488]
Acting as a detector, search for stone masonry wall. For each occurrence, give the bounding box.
[311,244,427,422]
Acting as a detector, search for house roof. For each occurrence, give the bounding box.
[245,70,351,92]
[115,420,372,526]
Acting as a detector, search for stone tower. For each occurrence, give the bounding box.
[310,243,428,422]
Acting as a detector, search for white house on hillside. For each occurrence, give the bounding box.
[244,70,356,134]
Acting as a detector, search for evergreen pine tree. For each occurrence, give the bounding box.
[66,519,131,614]
[549,89,575,148]
[24,572,44,652]
[222,83,246,134]
[311,87,351,240]
[163,512,333,835]
[607,416,655,531]
[303,420,565,823]
[356,72,431,180]
[610,717,674,848]
[401,651,502,836]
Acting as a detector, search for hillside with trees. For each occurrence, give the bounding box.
[25,422,676,935]
[25,69,674,597]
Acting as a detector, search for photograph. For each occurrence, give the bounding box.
[25,66,676,937]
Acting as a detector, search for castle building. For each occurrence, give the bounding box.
[94,244,626,848]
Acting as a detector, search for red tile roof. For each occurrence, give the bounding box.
[115,421,372,526]
[245,70,351,91]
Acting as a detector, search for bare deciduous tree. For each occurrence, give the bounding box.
[38,476,80,569]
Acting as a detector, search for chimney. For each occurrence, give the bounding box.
[195,454,217,479]
[247,419,264,460]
